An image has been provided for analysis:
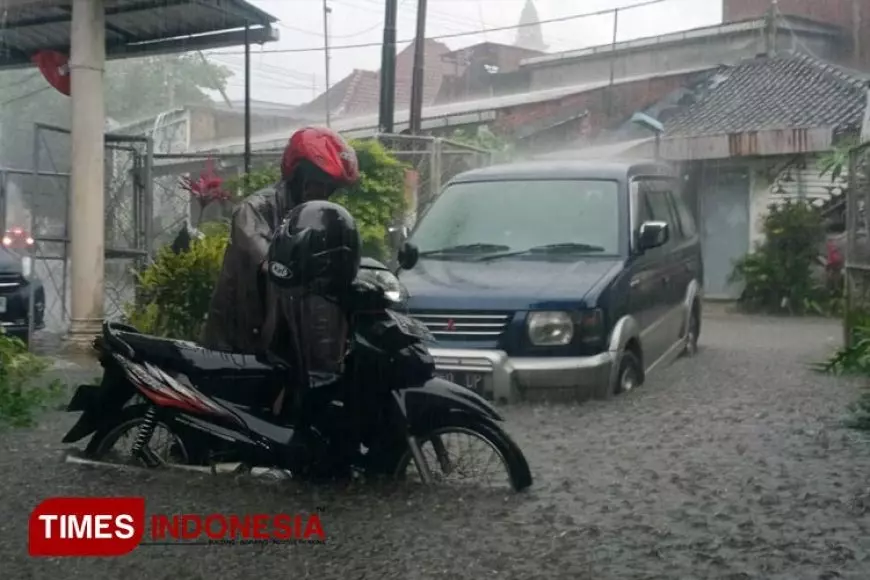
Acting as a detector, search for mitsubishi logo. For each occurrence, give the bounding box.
[445,319,456,332]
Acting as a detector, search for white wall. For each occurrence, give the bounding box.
[747,154,846,247]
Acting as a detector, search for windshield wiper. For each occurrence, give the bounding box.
[526,242,606,253]
[476,242,606,262]
[418,243,511,257]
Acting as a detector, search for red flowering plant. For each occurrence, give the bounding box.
[178,157,231,226]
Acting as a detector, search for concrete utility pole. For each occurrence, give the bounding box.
[378,0,399,133]
[408,0,428,134]
[67,0,106,349]
[323,0,332,127]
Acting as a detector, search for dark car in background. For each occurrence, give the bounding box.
[397,159,703,403]
[0,239,45,345]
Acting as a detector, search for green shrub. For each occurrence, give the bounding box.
[450,126,514,161]
[814,325,870,375]
[125,230,228,340]
[844,392,870,431]
[335,139,407,259]
[729,200,829,314]
[226,140,406,260]
[0,331,62,427]
[224,164,281,199]
[814,324,870,432]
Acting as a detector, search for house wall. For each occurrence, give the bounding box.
[724,0,855,25]
[723,0,870,66]
[746,154,847,246]
[690,154,845,298]
[521,19,844,91]
[444,44,542,76]
[188,108,298,149]
[495,73,693,149]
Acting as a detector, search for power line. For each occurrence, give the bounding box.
[209,56,315,84]
[346,0,579,47]
[3,71,43,85]
[272,0,402,40]
[0,86,51,107]
[215,0,667,55]
[348,0,481,34]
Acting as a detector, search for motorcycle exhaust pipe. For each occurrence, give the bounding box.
[65,452,223,474]
[65,452,290,478]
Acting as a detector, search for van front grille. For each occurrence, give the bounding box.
[409,311,512,339]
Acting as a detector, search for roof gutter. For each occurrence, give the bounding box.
[659,127,835,160]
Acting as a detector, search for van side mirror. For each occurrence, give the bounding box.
[638,221,669,252]
[388,225,409,249]
[397,242,419,271]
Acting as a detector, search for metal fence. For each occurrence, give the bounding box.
[844,142,870,345]
[149,132,495,241]
[367,134,494,222]
[0,128,494,346]
[0,123,152,343]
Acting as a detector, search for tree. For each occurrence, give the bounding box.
[103,53,231,121]
[0,53,231,168]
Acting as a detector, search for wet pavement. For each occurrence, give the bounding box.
[2,313,869,579]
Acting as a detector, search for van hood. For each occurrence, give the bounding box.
[0,247,22,275]
[400,257,622,311]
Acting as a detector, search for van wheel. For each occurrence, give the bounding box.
[683,302,701,357]
[598,350,643,399]
[614,351,643,395]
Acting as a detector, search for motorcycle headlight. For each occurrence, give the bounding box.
[527,311,574,346]
[21,256,32,280]
[357,268,407,305]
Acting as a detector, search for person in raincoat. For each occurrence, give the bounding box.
[200,127,360,377]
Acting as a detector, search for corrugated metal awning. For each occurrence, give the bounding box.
[0,0,279,69]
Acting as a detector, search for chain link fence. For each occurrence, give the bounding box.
[0,127,495,348]
[118,111,193,251]
[365,134,494,226]
[152,132,495,250]
[844,142,870,345]
[0,123,151,346]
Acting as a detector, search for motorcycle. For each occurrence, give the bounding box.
[61,255,533,491]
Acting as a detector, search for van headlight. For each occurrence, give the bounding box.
[21,256,32,280]
[527,311,574,346]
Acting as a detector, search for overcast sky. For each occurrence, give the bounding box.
[205,0,722,105]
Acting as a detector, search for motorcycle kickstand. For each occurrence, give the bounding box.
[406,435,435,485]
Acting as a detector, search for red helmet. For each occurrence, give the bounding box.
[281,127,360,186]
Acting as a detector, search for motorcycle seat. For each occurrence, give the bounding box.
[116,330,275,376]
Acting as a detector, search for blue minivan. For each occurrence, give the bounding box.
[396,159,703,403]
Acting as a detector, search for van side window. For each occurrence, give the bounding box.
[671,192,697,238]
[644,189,679,245]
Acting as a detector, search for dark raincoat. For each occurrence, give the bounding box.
[201,187,287,354]
[201,187,348,378]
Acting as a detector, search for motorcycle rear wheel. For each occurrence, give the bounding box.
[85,404,197,466]
[394,415,533,492]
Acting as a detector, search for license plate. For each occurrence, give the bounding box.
[0,297,6,314]
[436,371,485,392]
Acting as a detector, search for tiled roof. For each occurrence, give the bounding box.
[293,69,373,120]
[664,53,869,136]
[294,39,452,121]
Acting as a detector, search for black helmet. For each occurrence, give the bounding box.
[267,200,361,294]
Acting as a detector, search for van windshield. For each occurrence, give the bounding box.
[409,179,621,259]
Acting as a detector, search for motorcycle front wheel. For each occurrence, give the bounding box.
[394,415,533,492]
